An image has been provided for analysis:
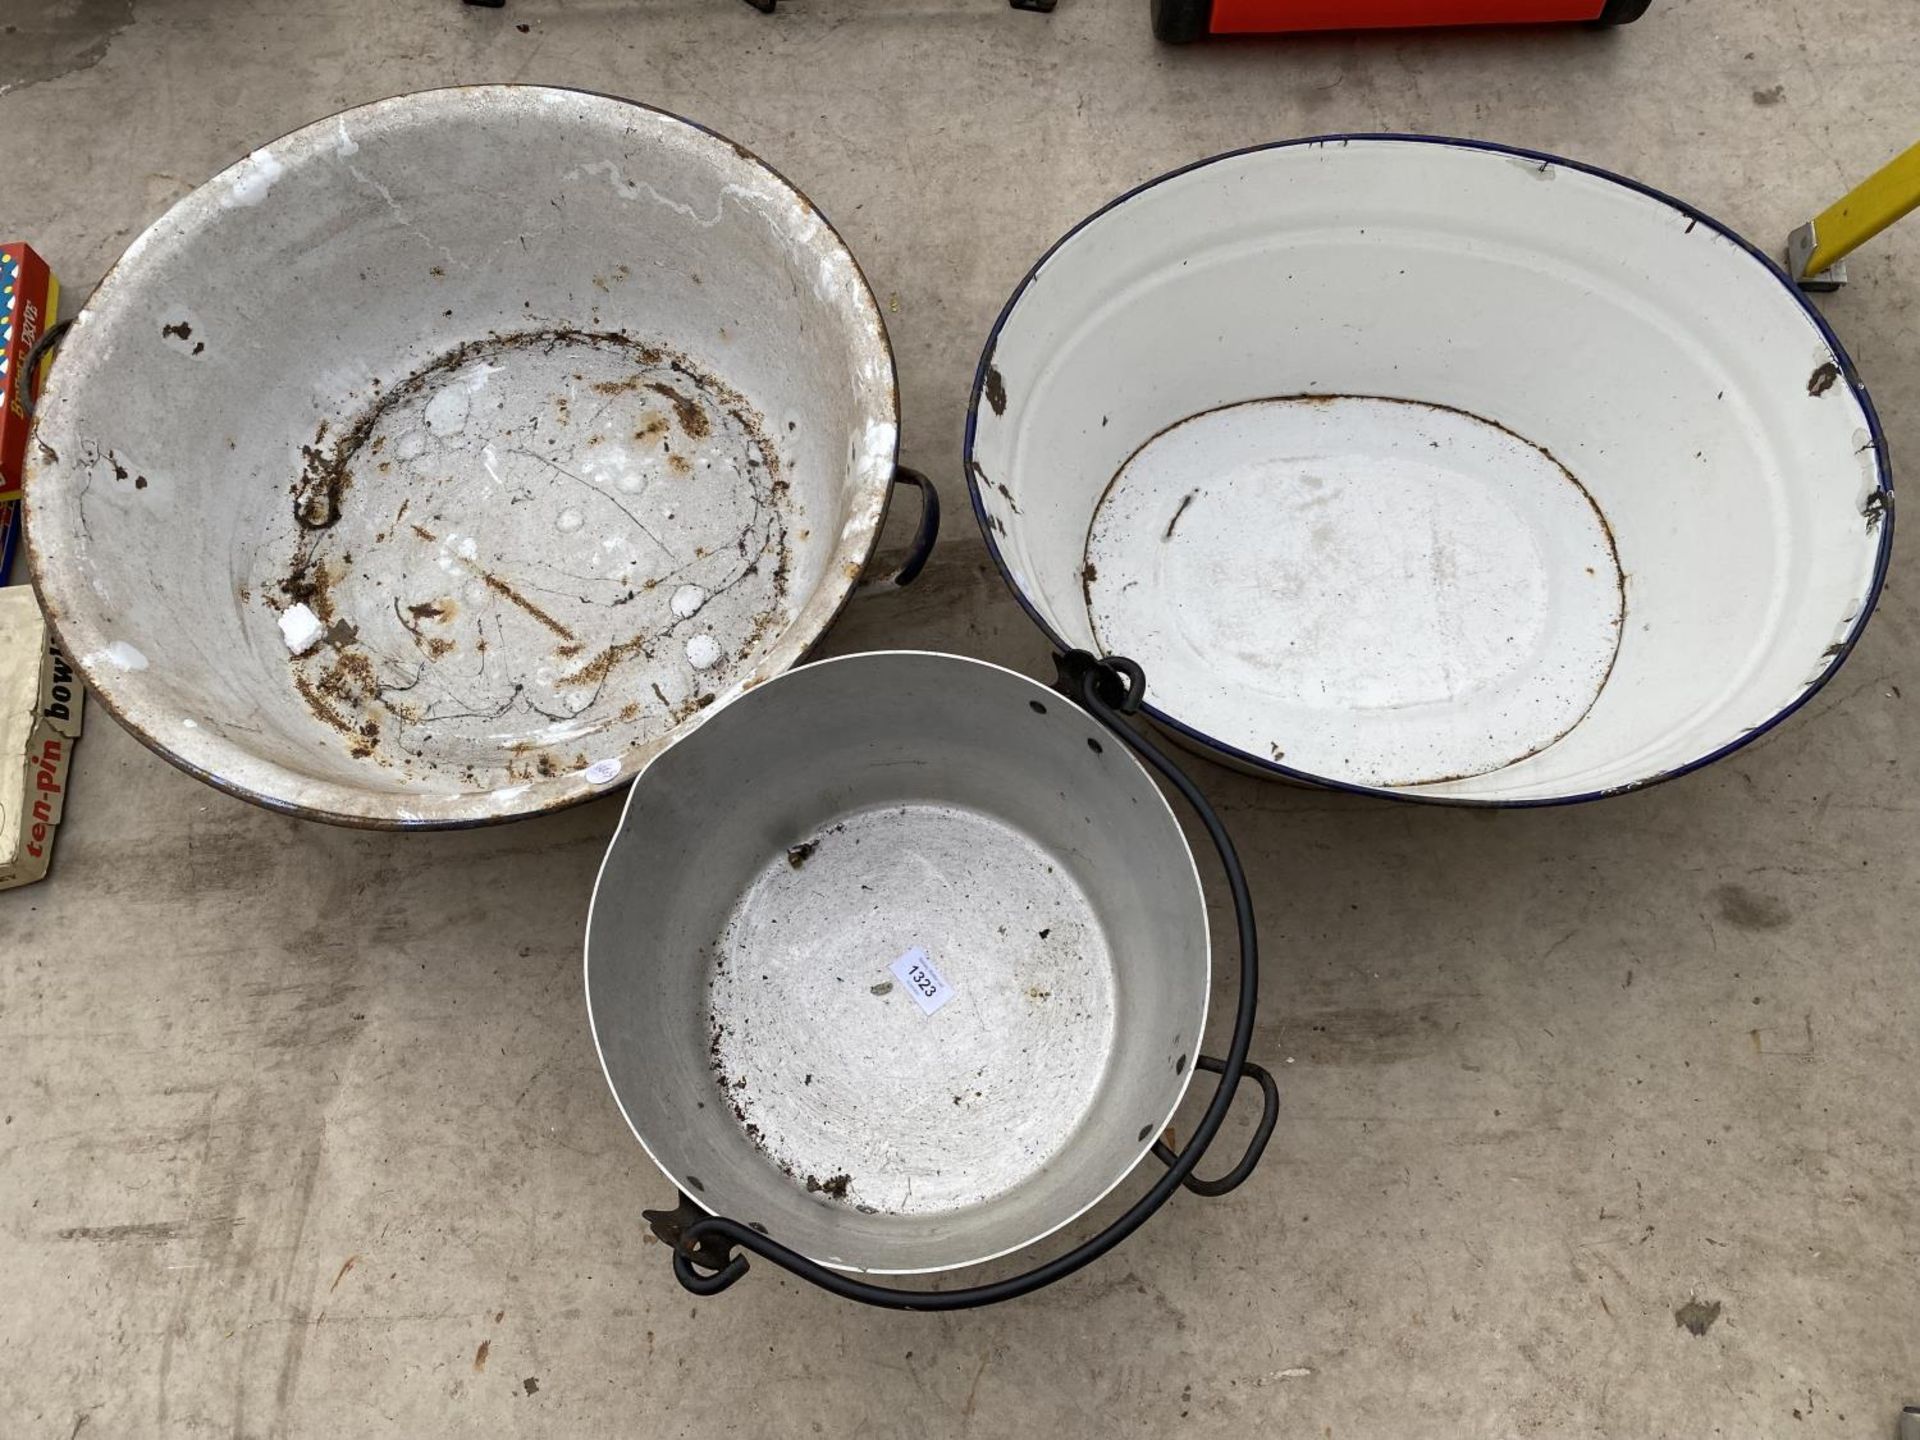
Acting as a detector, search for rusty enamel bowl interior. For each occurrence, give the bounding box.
[968,138,1890,803]
[25,86,896,825]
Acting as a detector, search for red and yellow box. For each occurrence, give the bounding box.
[1,244,61,579]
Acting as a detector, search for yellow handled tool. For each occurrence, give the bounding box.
[1789,139,1920,290]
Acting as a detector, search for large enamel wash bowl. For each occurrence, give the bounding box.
[25,86,918,826]
[967,137,1893,804]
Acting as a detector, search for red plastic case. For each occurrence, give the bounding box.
[1153,0,1649,40]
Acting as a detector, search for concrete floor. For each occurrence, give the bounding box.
[4,0,1919,1435]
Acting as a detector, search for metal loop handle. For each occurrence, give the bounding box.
[1056,648,1143,715]
[859,466,941,589]
[656,650,1270,1309]
[21,318,73,418]
[1150,1056,1278,1197]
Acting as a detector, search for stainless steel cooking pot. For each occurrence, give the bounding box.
[586,649,1275,1303]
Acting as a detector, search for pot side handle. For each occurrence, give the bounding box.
[1150,1055,1278,1197]
[20,318,73,419]
[858,465,940,589]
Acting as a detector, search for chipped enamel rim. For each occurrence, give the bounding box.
[965,134,1894,809]
[24,86,901,829]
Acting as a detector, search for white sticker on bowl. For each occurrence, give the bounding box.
[581,758,622,785]
[889,947,954,1016]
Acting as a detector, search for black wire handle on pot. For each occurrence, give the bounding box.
[643,650,1277,1310]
